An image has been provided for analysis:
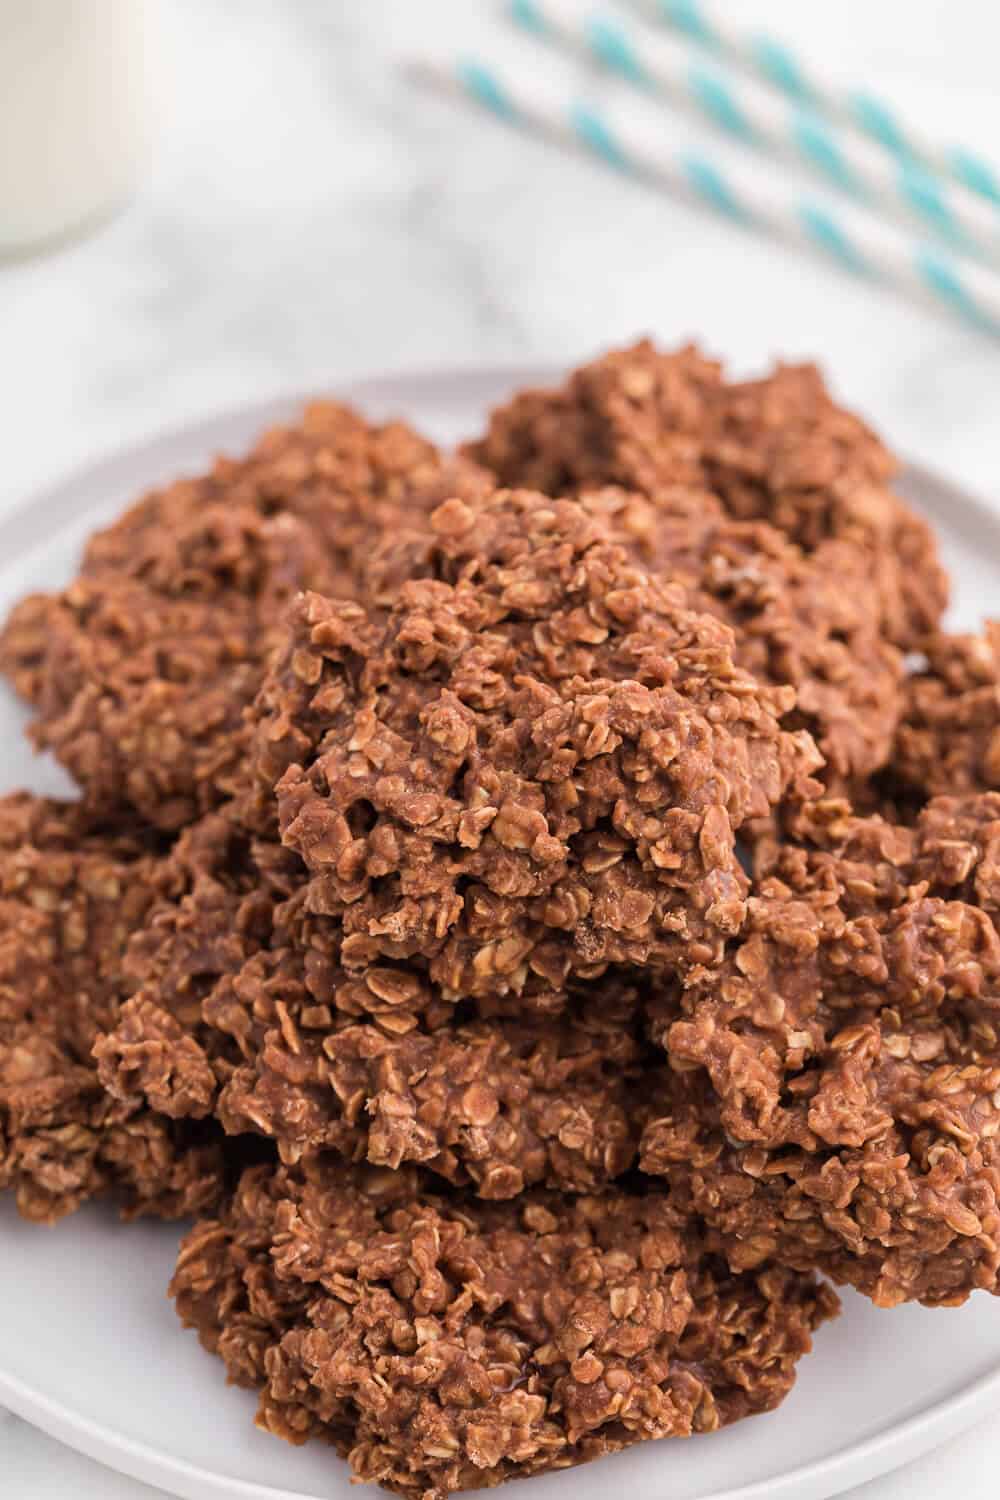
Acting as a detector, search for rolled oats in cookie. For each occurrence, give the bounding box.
[79,400,475,598]
[912,791,1000,914]
[98,799,660,1198]
[469,342,946,650]
[0,404,488,829]
[0,793,223,1222]
[120,943,653,1197]
[896,625,1000,800]
[703,363,946,649]
[373,482,902,789]
[171,1159,837,1497]
[255,488,821,1003]
[1,510,329,830]
[94,809,303,1119]
[466,342,722,496]
[753,793,916,908]
[641,805,1000,1307]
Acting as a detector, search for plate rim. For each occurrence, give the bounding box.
[1,1351,999,1500]
[2,360,1000,1500]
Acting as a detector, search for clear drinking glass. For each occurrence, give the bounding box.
[0,0,162,256]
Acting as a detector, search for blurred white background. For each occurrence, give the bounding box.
[2,0,1000,513]
[2,1,999,1496]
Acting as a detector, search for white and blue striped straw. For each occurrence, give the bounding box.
[508,0,1000,267]
[407,52,1000,335]
[630,0,1000,207]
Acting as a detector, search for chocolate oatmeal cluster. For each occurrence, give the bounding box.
[4,342,995,1497]
[171,1161,837,1496]
[0,793,223,1222]
[0,403,490,830]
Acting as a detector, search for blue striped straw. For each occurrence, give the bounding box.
[631,0,1000,206]
[507,0,1000,266]
[407,53,1000,336]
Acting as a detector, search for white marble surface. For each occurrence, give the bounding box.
[2,1,1000,1496]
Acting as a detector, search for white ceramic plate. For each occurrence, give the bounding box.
[2,366,1000,1500]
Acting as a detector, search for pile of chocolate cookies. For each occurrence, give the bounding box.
[3,343,998,1498]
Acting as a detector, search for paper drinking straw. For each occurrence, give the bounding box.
[630,0,1000,206]
[407,52,1000,336]
[507,0,1000,266]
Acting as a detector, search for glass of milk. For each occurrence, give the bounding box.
[0,0,162,257]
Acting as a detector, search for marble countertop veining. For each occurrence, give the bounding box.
[2,3,1000,1498]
